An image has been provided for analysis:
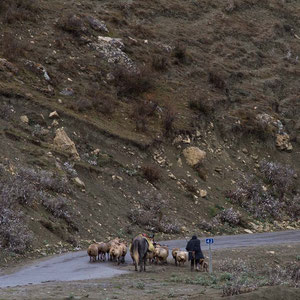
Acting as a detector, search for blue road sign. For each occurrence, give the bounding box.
[206,238,214,244]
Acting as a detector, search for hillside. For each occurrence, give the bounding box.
[0,0,299,262]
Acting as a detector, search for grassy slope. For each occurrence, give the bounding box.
[0,0,299,262]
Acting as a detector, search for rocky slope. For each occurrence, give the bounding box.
[0,0,299,262]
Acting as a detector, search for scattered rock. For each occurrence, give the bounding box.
[244,229,253,234]
[168,173,176,180]
[91,36,135,70]
[60,87,74,96]
[242,148,248,154]
[49,111,60,119]
[73,177,85,189]
[177,158,182,167]
[276,133,293,151]
[199,189,207,198]
[91,149,100,156]
[25,60,50,81]
[182,147,206,166]
[86,16,108,32]
[53,128,80,160]
[52,120,59,127]
[20,115,29,124]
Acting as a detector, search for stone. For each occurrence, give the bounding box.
[242,148,248,154]
[276,133,293,151]
[244,229,253,234]
[177,158,183,167]
[52,120,59,127]
[20,115,29,124]
[49,111,60,119]
[73,177,85,189]
[91,36,135,70]
[25,60,50,81]
[91,149,100,156]
[168,173,176,180]
[182,147,206,166]
[86,16,108,32]
[60,87,74,96]
[199,189,207,198]
[53,128,80,160]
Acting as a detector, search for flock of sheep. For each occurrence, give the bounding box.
[87,237,207,270]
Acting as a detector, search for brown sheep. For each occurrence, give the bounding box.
[87,244,98,262]
[175,251,188,266]
[109,244,124,264]
[119,243,127,264]
[107,238,121,260]
[154,246,168,264]
[146,251,154,264]
[172,248,180,266]
[97,242,109,261]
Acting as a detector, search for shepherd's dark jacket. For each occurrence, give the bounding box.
[186,236,204,261]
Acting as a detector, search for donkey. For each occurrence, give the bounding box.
[131,235,150,272]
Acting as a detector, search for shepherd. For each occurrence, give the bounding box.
[186,235,204,271]
[130,233,155,272]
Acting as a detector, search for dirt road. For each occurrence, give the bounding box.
[0,230,299,288]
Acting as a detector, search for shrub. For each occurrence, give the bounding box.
[173,44,188,64]
[208,71,226,90]
[113,66,153,97]
[57,14,86,37]
[1,32,29,62]
[41,195,73,224]
[189,99,214,116]
[91,93,117,115]
[163,105,176,137]
[0,180,33,253]
[216,208,241,226]
[260,160,297,196]
[0,0,40,24]
[0,102,14,120]
[231,109,274,142]
[68,99,93,112]
[142,164,161,183]
[128,192,180,234]
[131,101,157,132]
[227,175,283,220]
[152,55,168,71]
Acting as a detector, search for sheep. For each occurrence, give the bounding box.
[87,244,98,262]
[97,242,109,261]
[146,251,154,264]
[107,238,121,260]
[175,251,188,266]
[172,248,180,266]
[119,242,127,264]
[154,246,169,265]
[109,243,126,265]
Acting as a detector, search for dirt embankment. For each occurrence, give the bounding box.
[0,0,299,266]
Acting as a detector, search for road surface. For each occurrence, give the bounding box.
[0,230,299,288]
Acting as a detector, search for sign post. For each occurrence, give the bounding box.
[205,238,214,274]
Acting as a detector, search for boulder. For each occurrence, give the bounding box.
[276,133,293,151]
[53,128,80,160]
[182,147,206,166]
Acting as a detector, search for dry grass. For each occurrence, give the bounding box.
[142,164,161,183]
